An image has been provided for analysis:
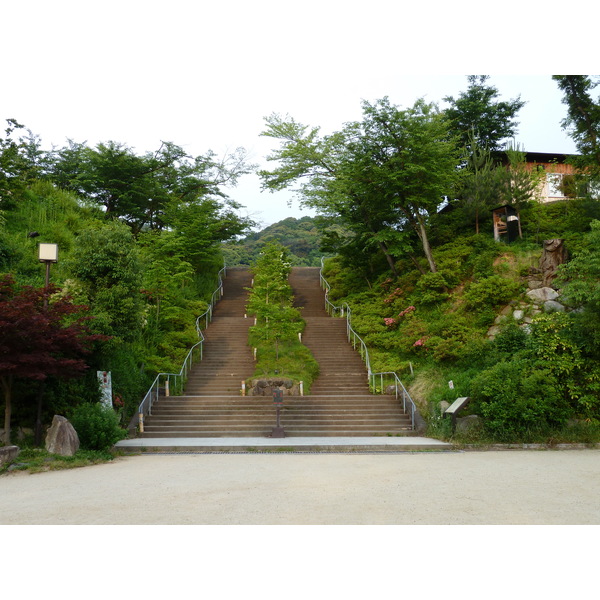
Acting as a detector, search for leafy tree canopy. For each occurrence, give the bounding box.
[0,275,104,444]
[49,140,255,235]
[443,75,526,152]
[260,98,461,276]
[554,75,600,178]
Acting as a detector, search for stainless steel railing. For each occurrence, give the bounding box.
[319,258,416,429]
[135,265,226,433]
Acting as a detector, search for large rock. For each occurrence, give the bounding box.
[526,287,559,303]
[455,415,483,435]
[540,239,568,287]
[544,300,565,313]
[45,415,80,456]
[0,446,20,467]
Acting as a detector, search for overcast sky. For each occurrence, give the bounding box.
[2,1,595,229]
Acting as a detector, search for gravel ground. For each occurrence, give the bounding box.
[2,449,600,525]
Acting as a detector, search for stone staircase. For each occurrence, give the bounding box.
[139,266,412,438]
[285,267,412,436]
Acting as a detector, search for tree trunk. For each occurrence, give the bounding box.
[377,241,399,277]
[34,380,46,447]
[416,216,438,273]
[2,376,13,446]
[475,207,480,234]
[409,254,427,275]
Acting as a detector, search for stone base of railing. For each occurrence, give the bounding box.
[247,379,301,396]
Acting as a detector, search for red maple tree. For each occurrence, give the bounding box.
[0,274,105,446]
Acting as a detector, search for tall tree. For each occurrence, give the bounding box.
[499,142,543,238]
[0,119,48,206]
[553,75,600,178]
[0,275,102,446]
[458,132,505,234]
[443,75,526,152]
[65,221,144,341]
[49,140,255,235]
[260,98,460,275]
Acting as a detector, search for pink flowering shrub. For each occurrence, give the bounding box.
[384,317,397,327]
[383,287,403,304]
[398,305,415,318]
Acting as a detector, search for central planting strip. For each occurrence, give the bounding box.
[244,242,319,396]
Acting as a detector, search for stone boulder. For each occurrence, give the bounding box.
[45,415,80,456]
[526,287,559,303]
[455,415,483,435]
[544,300,565,313]
[0,445,20,467]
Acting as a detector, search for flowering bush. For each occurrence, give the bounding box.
[413,337,428,348]
[383,287,403,304]
[384,317,397,327]
[398,305,415,318]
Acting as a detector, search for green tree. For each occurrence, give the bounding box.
[0,119,48,207]
[164,195,253,270]
[49,140,255,235]
[557,219,600,358]
[260,98,460,275]
[65,221,144,341]
[458,132,505,233]
[443,75,526,152]
[553,75,600,184]
[246,241,304,364]
[499,142,544,238]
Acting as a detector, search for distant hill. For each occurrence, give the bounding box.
[222,216,326,266]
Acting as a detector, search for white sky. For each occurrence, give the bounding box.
[2,0,596,229]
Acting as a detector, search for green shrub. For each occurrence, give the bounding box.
[463,275,520,310]
[70,403,127,451]
[470,359,570,441]
[414,271,451,305]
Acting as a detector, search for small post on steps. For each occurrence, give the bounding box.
[138,413,144,434]
[270,388,285,438]
[241,381,246,396]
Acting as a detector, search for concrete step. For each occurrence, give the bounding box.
[138,267,414,440]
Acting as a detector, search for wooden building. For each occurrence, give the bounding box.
[521,152,580,203]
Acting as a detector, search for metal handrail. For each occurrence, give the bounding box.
[319,258,417,430]
[135,265,227,432]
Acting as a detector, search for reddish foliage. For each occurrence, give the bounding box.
[0,274,106,382]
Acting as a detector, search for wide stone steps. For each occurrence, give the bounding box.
[138,266,413,438]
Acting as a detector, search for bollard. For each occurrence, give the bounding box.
[139,413,144,433]
[300,381,304,396]
[271,389,285,438]
[241,381,246,396]
[165,379,170,397]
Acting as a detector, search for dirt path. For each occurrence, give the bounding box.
[1,450,599,525]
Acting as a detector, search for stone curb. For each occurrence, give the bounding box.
[453,443,600,451]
